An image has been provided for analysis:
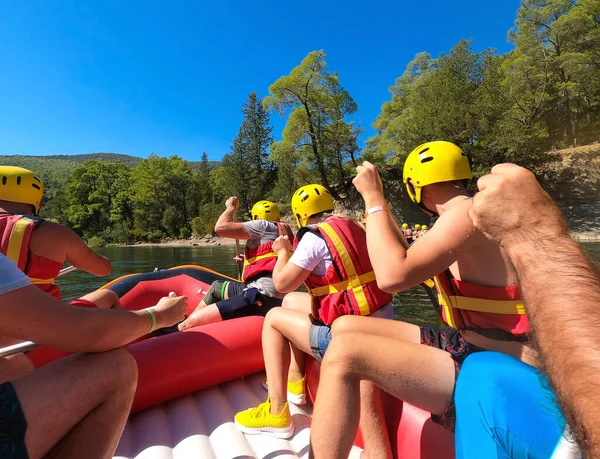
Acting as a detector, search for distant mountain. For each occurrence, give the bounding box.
[0,153,221,181]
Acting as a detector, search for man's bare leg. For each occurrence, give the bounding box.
[178,304,223,329]
[11,349,137,459]
[78,289,121,309]
[331,315,416,459]
[310,331,455,459]
[359,380,392,459]
[178,281,239,329]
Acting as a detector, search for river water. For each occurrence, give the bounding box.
[57,242,600,327]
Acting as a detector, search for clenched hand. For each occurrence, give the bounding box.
[272,235,292,254]
[469,164,567,250]
[352,161,386,207]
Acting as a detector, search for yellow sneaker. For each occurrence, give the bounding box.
[234,399,294,439]
[262,378,307,405]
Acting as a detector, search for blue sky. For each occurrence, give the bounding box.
[0,0,520,161]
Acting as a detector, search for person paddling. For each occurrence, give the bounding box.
[234,184,394,458]
[0,166,120,310]
[0,167,126,376]
[308,141,537,458]
[179,197,293,329]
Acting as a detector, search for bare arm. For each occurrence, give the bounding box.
[353,163,477,292]
[470,164,600,454]
[30,223,112,276]
[214,197,252,240]
[0,286,188,353]
[272,236,310,293]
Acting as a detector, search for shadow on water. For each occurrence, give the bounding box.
[57,242,600,328]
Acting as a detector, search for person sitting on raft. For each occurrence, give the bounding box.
[0,166,121,311]
[235,184,395,456]
[0,167,126,376]
[0,252,187,458]
[179,197,293,329]
[308,141,537,459]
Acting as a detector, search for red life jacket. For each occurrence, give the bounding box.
[297,216,393,326]
[0,214,63,299]
[434,270,529,341]
[242,222,294,282]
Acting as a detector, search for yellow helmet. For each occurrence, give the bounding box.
[422,225,428,230]
[401,223,409,229]
[415,224,421,229]
[251,200,280,221]
[403,141,471,204]
[0,166,44,215]
[291,184,334,227]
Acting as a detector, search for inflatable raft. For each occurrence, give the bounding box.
[32,266,455,459]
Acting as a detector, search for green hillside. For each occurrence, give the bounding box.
[0,153,220,180]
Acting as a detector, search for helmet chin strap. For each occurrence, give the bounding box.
[418,201,438,217]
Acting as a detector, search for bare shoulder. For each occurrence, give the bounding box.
[435,199,477,237]
[33,220,75,240]
[29,221,81,260]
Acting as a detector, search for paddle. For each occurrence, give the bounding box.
[232,211,243,281]
[59,265,77,276]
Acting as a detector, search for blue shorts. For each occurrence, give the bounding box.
[309,303,393,362]
[455,352,574,459]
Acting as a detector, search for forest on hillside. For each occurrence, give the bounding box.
[2,0,599,245]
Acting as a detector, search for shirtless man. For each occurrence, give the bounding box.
[0,253,187,459]
[309,141,536,458]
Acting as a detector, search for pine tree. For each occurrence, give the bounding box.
[218,93,276,218]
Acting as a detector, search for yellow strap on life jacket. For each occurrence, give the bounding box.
[433,276,525,325]
[317,223,371,316]
[29,277,56,285]
[243,251,278,267]
[309,271,377,297]
[433,276,456,327]
[423,278,435,289]
[5,217,33,266]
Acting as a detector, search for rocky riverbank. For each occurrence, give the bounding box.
[123,236,239,248]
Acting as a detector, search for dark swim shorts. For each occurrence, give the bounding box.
[0,382,28,459]
[420,326,484,431]
[215,283,281,320]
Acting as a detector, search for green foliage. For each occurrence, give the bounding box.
[179,227,191,239]
[265,50,360,197]
[367,1,600,174]
[218,93,276,216]
[87,236,106,248]
[65,161,131,237]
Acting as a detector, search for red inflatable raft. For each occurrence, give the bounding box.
[31,265,454,459]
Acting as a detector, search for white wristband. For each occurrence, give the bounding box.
[365,205,389,217]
